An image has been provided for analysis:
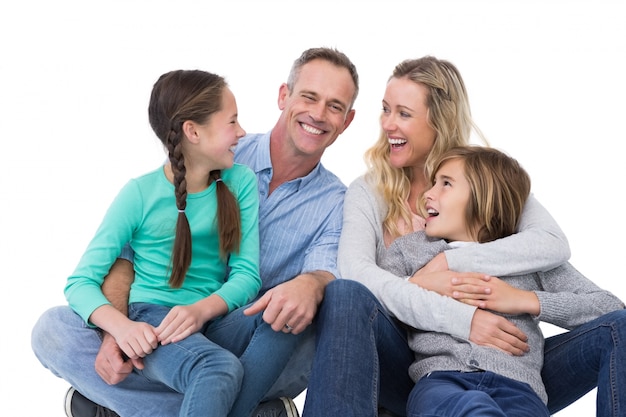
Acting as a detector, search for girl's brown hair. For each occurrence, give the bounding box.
[148,70,241,288]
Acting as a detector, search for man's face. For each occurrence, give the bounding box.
[278,59,356,159]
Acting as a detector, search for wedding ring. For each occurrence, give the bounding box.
[284,323,294,332]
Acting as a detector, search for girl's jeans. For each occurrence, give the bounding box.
[127,303,242,417]
[31,301,304,417]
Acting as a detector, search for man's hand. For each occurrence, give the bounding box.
[94,257,137,384]
[469,309,529,356]
[243,271,332,334]
[95,332,143,385]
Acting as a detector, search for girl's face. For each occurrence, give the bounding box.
[191,87,246,170]
[423,158,474,242]
[381,77,436,172]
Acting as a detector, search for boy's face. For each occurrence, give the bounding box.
[423,158,474,242]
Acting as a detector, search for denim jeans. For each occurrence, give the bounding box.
[407,371,549,417]
[542,308,626,416]
[31,303,307,417]
[303,279,414,417]
[127,303,242,417]
[303,279,626,417]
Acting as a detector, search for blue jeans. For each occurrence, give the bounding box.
[31,303,309,417]
[128,303,242,417]
[542,308,626,416]
[407,371,548,417]
[303,279,414,417]
[303,279,626,417]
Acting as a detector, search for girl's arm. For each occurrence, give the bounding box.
[89,303,158,359]
[65,179,140,325]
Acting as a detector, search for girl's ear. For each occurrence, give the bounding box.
[182,120,201,144]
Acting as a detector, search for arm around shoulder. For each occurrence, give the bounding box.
[446,194,571,276]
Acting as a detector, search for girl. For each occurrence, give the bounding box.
[381,146,624,416]
[63,70,260,417]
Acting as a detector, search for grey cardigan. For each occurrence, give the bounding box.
[338,175,572,340]
[381,231,625,403]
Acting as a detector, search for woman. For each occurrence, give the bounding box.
[303,56,626,417]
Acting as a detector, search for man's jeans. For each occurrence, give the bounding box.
[407,371,549,417]
[304,279,626,417]
[31,303,313,417]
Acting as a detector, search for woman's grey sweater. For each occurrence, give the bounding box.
[338,175,572,340]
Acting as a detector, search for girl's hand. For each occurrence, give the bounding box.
[156,303,205,345]
[113,320,159,360]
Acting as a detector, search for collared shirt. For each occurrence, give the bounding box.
[235,131,346,292]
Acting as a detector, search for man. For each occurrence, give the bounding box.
[31,47,359,417]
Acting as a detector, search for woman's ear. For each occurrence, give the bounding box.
[182,120,201,144]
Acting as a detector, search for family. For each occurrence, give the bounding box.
[31,47,626,417]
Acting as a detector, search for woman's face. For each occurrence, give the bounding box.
[423,158,474,242]
[381,77,436,171]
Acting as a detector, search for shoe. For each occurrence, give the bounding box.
[64,387,120,417]
[252,397,300,417]
[378,407,400,417]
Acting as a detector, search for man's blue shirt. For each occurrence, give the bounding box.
[235,131,346,292]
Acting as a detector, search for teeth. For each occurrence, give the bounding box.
[229,145,237,153]
[301,123,323,135]
[388,138,407,145]
[427,208,439,216]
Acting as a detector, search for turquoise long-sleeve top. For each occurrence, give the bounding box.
[65,164,260,325]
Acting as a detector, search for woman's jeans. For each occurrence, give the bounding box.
[31,302,306,417]
[303,279,626,417]
[407,371,549,417]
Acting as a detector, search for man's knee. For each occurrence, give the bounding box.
[31,306,86,365]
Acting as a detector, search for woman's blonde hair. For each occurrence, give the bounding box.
[428,146,531,243]
[364,56,486,238]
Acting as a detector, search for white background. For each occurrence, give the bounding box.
[1,0,625,415]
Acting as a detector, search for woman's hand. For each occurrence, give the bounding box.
[469,309,529,356]
[450,275,540,316]
[409,269,492,299]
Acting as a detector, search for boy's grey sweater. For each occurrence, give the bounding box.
[381,231,624,404]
